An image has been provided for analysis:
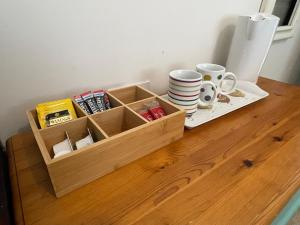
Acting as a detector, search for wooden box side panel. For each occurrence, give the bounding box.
[26,110,52,163]
[48,112,185,197]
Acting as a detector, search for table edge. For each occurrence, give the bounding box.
[6,137,25,225]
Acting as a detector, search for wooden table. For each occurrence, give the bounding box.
[7,77,300,225]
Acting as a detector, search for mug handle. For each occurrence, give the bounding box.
[219,72,237,95]
[198,81,217,107]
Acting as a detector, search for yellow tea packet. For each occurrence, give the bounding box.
[36,98,77,128]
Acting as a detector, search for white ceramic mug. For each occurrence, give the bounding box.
[168,70,217,114]
[196,63,237,94]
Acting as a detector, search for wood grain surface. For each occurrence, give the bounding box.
[7,77,300,225]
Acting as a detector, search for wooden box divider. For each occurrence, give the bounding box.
[27,85,186,197]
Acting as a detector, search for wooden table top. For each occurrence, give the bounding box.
[7,77,300,225]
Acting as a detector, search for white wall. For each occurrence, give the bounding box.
[0,0,263,142]
[261,19,300,84]
[3,0,299,142]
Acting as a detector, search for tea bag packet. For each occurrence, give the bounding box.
[74,95,91,115]
[138,108,154,121]
[53,132,73,158]
[103,92,111,109]
[75,135,94,150]
[74,89,111,114]
[75,129,94,150]
[145,100,166,119]
[53,139,72,156]
[81,91,100,114]
[36,98,77,128]
[93,90,106,111]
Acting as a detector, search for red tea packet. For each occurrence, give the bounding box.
[139,108,154,121]
[146,100,166,119]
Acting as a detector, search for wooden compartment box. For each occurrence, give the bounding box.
[27,85,185,197]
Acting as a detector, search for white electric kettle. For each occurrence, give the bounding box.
[226,13,279,83]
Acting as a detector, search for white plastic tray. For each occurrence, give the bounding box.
[162,81,269,129]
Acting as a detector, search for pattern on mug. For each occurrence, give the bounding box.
[204,95,211,101]
[200,83,215,103]
[217,75,223,80]
[203,75,211,81]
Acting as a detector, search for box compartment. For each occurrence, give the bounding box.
[109,86,154,104]
[128,97,181,118]
[40,117,106,158]
[105,92,124,108]
[91,107,146,137]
